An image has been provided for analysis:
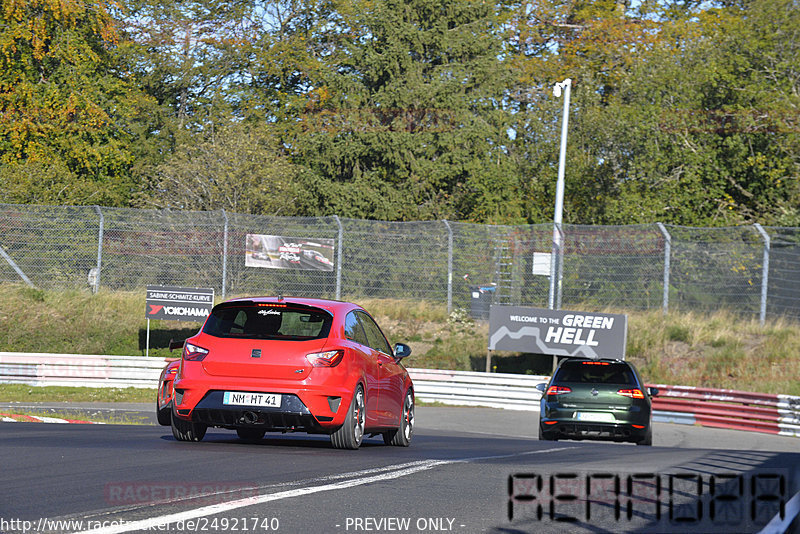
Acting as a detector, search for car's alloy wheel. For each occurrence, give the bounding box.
[331,385,364,450]
[171,411,207,442]
[384,390,414,447]
[236,427,265,443]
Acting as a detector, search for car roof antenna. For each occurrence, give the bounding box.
[277,294,284,302]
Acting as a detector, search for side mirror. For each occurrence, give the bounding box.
[648,387,659,397]
[535,383,547,393]
[169,338,186,352]
[394,342,412,360]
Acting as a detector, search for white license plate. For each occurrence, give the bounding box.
[576,412,615,423]
[223,391,281,407]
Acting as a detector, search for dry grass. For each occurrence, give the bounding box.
[1,284,798,396]
[625,309,800,394]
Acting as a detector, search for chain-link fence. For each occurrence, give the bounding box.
[1,203,798,322]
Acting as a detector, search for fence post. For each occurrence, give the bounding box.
[443,220,453,314]
[221,210,229,300]
[656,223,671,315]
[754,224,770,326]
[94,205,104,294]
[334,215,343,300]
[0,246,34,287]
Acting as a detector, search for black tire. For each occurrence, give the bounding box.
[157,401,172,426]
[636,427,653,446]
[236,427,265,442]
[331,385,365,450]
[171,410,207,442]
[538,423,557,441]
[383,390,414,447]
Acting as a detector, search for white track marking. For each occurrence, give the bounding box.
[70,447,576,534]
[758,489,800,534]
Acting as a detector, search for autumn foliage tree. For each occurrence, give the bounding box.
[1,0,797,226]
[0,0,152,206]
[507,0,800,226]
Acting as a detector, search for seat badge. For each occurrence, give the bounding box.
[251,349,262,358]
[591,388,599,396]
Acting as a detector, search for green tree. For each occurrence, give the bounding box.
[0,0,153,206]
[502,0,667,224]
[117,0,331,204]
[138,121,314,215]
[579,0,800,225]
[286,0,522,222]
[117,0,256,127]
[507,0,800,226]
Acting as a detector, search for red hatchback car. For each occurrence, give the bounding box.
[161,296,414,449]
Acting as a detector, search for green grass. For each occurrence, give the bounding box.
[0,384,155,403]
[1,284,799,399]
[0,285,201,359]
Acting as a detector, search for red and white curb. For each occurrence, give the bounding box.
[1,413,104,424]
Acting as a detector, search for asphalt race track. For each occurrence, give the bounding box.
[1,406,798,534]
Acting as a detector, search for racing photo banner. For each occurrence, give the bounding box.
[145,286,214,322]
[488,306,627,360]
[245,234,335,271]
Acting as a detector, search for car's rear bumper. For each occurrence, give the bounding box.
[177,391,327,433]
[173,363,357,428]
[157,378,174,411]
[173,382,350,431]
[540,420,649,442]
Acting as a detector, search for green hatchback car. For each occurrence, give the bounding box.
[537,358,658,446]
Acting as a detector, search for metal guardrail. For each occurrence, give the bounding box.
[408,368,549,411]
[1,353,798,438]
[0,352,168,389]
[651,384,800,438]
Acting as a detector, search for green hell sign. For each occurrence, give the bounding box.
[487,306,627,360]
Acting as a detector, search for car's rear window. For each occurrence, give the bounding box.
[554,361,637,385]
[203,303,332,340]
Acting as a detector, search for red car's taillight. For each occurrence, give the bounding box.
[183,342,209,361]
[306,350,344,367]
[617,388,645,399]
[546,385,572,396]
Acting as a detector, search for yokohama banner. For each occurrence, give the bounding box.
[488,306,627,360]
[145,286,214,322]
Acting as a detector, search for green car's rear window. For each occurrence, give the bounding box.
[203,304,332,340]
[554,361,637,385]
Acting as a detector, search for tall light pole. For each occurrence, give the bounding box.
[548,78,571,310]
